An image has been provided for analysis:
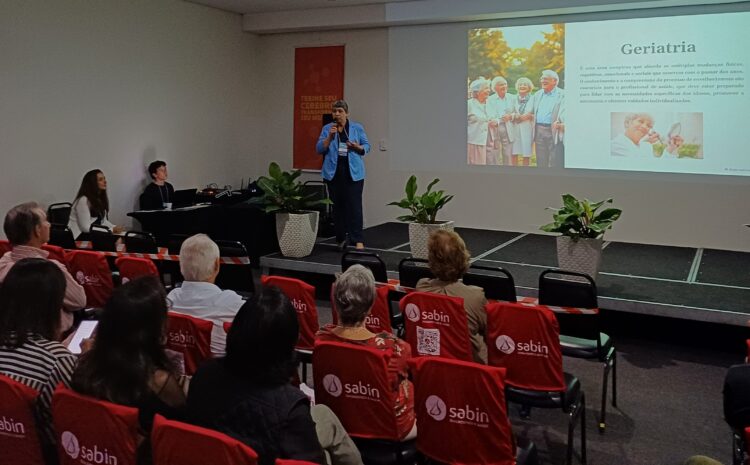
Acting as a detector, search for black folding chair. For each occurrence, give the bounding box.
[47,202,72,226]
[89,224,118,252]
[464,264,517,302]
[49,224,76,250]
[123,230,158,254]
[214,240,254,296]
[163,234,190,286]
[539,268,616,433]
[397,257,433,288]
[302,180,334,237]
[341,251,388,283]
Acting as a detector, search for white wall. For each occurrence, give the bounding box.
[0,0,258,231]
[253,8,750,252]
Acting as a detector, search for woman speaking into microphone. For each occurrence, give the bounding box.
[316,100,370,251]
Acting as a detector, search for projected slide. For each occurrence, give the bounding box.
[467,12,749,176]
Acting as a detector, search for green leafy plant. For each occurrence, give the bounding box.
[388,175,454,224]
[257,162,332,214]
[540,194,622,240]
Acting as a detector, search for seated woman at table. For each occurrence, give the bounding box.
[416,230,488,364]
[317,265,416,441]
[69,169,123,239]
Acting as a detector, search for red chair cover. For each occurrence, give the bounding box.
[51,386,139,465]
[313,341,400,440]
[0,375,44,465]
[275,461,320,465]
[332,285,392,334]
[223,321,232,334]
[745,339,750,362]
[399,292,472,361]
[744,426,750,456]
[151,414,258,465]
[0,239,11,257]
[115,257,159,283]
[166,312,213,376]
[42,244,68,265]
[409,357,515,465]
[261,275,319,351]
[485,302,566,392]
[65,250,114,308]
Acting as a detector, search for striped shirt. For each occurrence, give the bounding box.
[0,334,77,445]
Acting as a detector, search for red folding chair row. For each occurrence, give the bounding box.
[0,375,45,465]
[165,312,214,376]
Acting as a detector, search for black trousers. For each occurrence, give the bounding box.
[326,156,364,244]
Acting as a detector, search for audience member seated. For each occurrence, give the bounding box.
[187,287,363,465]
[317,265,417,441]
[72,276,186,453]
[167,234,244,357]
[0,259,78,460]
[415,230,488,364]
[69,169,124,240]
[140,160,175,210]
[0,202,85,331]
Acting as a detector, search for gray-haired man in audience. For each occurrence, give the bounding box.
[167,234,244,356]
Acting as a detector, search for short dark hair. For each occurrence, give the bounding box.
[148,160,167,180]
[0,258,66,347]
[225,287,298,386]
[72,276,174,406]
[4,202,44,246]
[332,100,348,113]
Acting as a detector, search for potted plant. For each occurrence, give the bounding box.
[388,175,455,259]
[540,194,622,279]
[257,162,332,258]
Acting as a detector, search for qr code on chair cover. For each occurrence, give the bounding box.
[417,326,440,356]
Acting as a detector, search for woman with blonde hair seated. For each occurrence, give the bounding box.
[416,230,488,364]
[317,265,417,441]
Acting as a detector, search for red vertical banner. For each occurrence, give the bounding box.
[293,46,345,170]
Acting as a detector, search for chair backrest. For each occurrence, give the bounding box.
[0,375,44,465]
[166,312,213,376]
[409,357,515,465]
[52,386,139,465]
[313,341,399,440]
[332,285,392,334]
[90,224,118,252]
[400,292,472,361]
[42,244,68,265]
[0,239,12,257]
[115,257,159,283]
[215,240,255,294]
[48,202,73,226]
[151,414,258,465]
[341,251,388,283]
[66,250,114,308]
[49,224,77,250]
[746,339,750,362]
[261,275,318,351]
[123,230,158,254]
[464,264,516,302]
[538,268,600,341]
[302,181,331,216]
[398,257,434,288]
[223,321,232,334]
[485,301,566,392]
[167,234,190,255]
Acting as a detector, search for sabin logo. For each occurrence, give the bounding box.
[495,335,516,354]
[323,374,342,397]
[425,395,447,421]
[405,303,420,322]
[62,431,80,459]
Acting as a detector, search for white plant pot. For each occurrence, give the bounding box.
[276,211,319,258]
[408,221,455,259]
[556,236,603,280]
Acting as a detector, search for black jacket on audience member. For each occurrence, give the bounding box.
[724,364,750,429]
[187,358,325,465]
[139,182,174,210]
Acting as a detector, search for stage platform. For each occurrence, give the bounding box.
[260,222,750,327]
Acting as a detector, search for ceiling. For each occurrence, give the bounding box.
[186,0,415,14]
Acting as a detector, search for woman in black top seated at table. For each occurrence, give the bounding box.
[140,160,175,210]
[72,276,186,461]
[187,287,362,465]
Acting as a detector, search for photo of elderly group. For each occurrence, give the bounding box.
[467,23,564,167]
[610,112,703,159]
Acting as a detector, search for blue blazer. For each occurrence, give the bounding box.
[315,120,370,181]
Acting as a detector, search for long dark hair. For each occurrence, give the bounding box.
[75,169,109,218]
[72,276,174,406]
[0,258,65,347]
[225,287,299,386]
